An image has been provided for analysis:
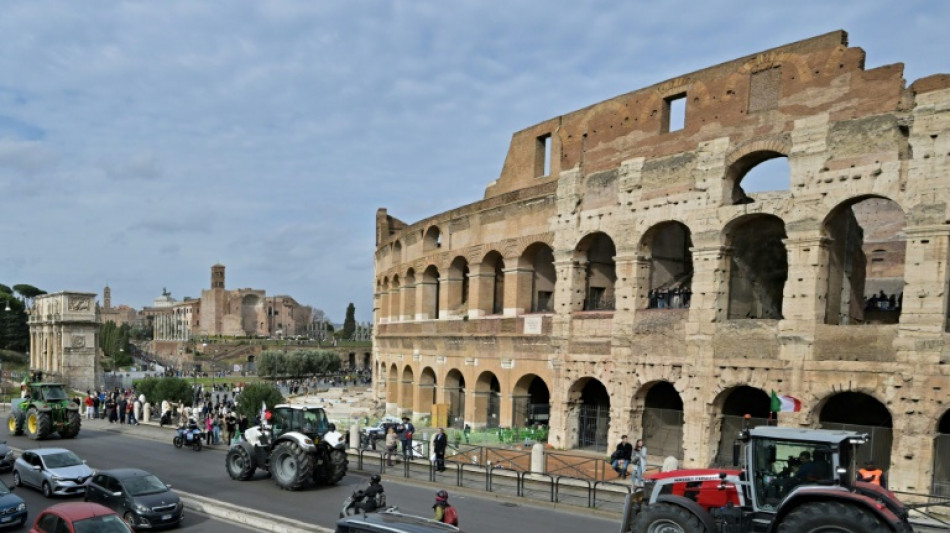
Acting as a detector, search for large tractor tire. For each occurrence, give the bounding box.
[269,441,314,491]
[633,502,707,533]
[226,446,257,481]
[777,501,886,533]
[7,414,23,436]
[26,407,51,440]
[60,410,81,439]
[323,447,348,485]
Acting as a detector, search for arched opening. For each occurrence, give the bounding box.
[481,251,506,315]
[819,392,893,470]
[576,232,617,311]
[421,265,440,320]
[715,386,771,465]
[446,257,470,318]
[445,369,466,428]
[348,353,356,369]
[641,381,684,460]
[522,243,556,313]
[569,378,611,451]
[512,374,551,429]
[728,151,789,204]
[399,366,414,413]
[418,367,437,417]
[423,225,442,252]
[823,197,905,325]
[475,371,501,429]
[386,363,398,404]
[389,275,401,322]
[726,215,787,319]
[933,411,950,496]
[392,241,403,268]
[362,352,371,370]
[641,222,693,309]
[240,294,260,335]
[402,269,417,321]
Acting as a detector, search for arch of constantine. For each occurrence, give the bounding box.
[372,31,950,494]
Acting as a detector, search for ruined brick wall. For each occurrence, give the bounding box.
[373,31,950,493]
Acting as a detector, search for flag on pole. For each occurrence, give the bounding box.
[260,401,267,422]
[770,390,802,413]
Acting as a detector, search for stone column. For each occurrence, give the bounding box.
[503,265,532,316]
[467,263,494,319]
[782,234,831,324]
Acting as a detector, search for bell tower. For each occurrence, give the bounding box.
[211,264,226,289]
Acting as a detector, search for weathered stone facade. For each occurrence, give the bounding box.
[372,31,950,494]
[28,292,100,392]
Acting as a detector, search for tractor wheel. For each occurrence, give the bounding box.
[269,441,314,491]
[325,447,348,485]
[60,410,81,439]
[226,446,257,480]
[633,502,707,533]
[777,501,886,533]
[7,414,23,436]
[26,408,51,440]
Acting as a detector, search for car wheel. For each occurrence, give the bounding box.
[42,482,52,498]
[12,471,21,487]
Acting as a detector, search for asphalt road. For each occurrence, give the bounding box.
[1,423,619,533]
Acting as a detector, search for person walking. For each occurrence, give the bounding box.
[433,427,448,472]
[385,427,398,467]
[611,435,633,478]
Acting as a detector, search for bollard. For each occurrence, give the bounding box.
[531,442,545,473]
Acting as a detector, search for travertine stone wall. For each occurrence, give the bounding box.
[29,292,100,392]
[373,31,950,493]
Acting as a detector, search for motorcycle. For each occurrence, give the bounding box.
[340,490,395,518]
[173,424,203,451]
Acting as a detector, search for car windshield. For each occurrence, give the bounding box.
[121,475,167,496]
[43,451,83,468]
[73,514,131,533]
[38,386,68,401]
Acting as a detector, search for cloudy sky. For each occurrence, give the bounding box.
[0,1,946,323]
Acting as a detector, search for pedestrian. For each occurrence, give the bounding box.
[213,415,222,445]
[858,460,886,488]
[433,427,448,472]
[399,417,415,460]
[226,414,237,445]
[610,435,633,478]
[126,400,138,425]
[631,438,647,488]
[432,490,458,526]
[118,396,128,424]
[84,394,94,420]
[205,416,214,445]
[385,427,398,467]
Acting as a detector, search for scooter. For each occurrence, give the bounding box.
[340,490,395,518]
[173,423,203,451]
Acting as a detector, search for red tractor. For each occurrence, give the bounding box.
[621,426,912,533]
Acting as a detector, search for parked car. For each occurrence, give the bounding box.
[29,502,130,533]
[360,417,402,445]
[13,448,94,497]
[0,442,15,472]
[84,468,183,530]
[335,509,462,533]
[0,478,27,529]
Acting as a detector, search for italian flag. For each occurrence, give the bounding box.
[770,390,802,413]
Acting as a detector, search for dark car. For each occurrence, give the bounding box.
[84,469,183,530]
[0,442,15,472]
[29,502,131,533]
[335,510,461,533]
[0,478,27,529]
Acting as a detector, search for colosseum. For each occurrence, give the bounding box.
[372,31,950,495]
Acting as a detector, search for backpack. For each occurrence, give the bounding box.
[442,504,458,526]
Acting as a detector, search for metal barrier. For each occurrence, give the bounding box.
[518,471,554,502]
[545,450,606,480]
[555,475,593,508]
[488,466,519,496]
[459,463,490,492]
[593,480,631,513]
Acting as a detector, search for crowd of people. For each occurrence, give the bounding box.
[647,287,692,309]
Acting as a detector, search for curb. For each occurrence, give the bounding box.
[177,489,333,533]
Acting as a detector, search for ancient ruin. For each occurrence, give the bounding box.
[28,292,100,392]
[372,31,950,494]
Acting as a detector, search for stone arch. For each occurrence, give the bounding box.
[519,242,556,313]
[933,410,950,495]
[821,195,906,326]
[389,274,401,322]
[636,381,684,460]
[420,265,440,320]
[402,268,416,321]
[387,363,398,404]
[400,365,415,413]
[446,256,470,318]
[818,391,893,470]
[474,370,502,429]
[639,222,693,309]
[575,232,617,311]
[423,225,442,252]
[391,240,403,268]
[480,251,506,315]
[418,366,438,419]
[725,142,791,204]
[444,369,466,428]
[511,374,551,428]
[724,214,788,320]
[567,377,611,451]
[713,385,771,465]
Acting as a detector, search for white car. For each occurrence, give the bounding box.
[13,448,94,497]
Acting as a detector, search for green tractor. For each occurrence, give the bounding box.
[8,382,81,440]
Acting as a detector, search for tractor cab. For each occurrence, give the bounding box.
[270,405,329,441]
[28,384,70,404]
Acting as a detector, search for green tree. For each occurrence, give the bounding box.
[235,382,285,422]
[156,377,195,406]
[99,321,132,369]
[342,303,356,340]
[0,285,11,295]
[12,284,46,307]
[0,293,28,353]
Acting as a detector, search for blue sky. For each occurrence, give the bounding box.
[0,1,946,323]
